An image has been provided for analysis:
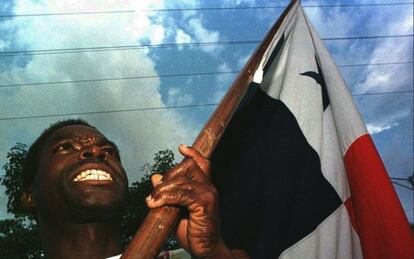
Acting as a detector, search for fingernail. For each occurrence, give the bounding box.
[146,195,152,201]
[180,144,187,148]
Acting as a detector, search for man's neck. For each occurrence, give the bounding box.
[39,220,123,259]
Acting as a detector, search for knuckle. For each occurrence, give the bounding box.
[176,175,190,183]
[181,183,193,191]
[187,158,197,168]
[159,192,174,202]
[162,170,174,181]
[164,164,186,180]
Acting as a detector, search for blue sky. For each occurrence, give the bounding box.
[0,0,412,223]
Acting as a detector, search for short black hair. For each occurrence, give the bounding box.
[22,119,97,190]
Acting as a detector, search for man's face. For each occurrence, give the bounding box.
[33,125,128,222]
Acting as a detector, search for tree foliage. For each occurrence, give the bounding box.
[1,143,28,218]
[0,143,41,258]
[0,143,179,257]
[0,218,43,259]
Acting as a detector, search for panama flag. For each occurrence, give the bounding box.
[210,1,414,258]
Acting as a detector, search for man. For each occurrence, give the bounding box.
[20,119,248,259]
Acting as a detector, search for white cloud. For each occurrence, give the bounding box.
[167,87,194,106]
[188,17,223,55]
[181,9,198,21]
[175,29,192,48]
[0,40,9,50]
[216,62,233,85]
[124,12,166,45]
[306,6,354,38]
[351,12,413,129]
[222,0,256,6]
[211,62,234,102]
[367,122,400,135]
[356,37,412,94]
[149,25,166,45]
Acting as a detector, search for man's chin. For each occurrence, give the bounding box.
[62,186,127,222]
[66,197,126,223]
[74,205,124,223]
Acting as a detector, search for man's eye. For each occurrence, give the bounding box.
[103,147,117,156]
[56,143,75,152]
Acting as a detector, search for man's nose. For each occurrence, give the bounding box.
[79,145,107,160]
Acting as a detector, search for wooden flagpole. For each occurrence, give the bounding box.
[121,1,298,258]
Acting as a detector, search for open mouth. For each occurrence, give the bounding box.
[73,169,113,182]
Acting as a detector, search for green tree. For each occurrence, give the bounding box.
[0,218,43,259]
[0,143,179,257]
[1,143,28,218]
[0,143,42,258]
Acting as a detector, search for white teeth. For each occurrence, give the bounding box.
[73,169,113,182]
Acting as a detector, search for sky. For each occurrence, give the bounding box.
[0,0,412,223]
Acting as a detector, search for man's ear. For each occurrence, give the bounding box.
[21,190,36,211]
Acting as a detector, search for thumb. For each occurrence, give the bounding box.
[150,173,163,187]
[178,144,210,175]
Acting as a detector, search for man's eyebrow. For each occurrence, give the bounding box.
[49,136,74,143]
[102,139,119,149]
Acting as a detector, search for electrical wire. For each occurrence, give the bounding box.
[0,71,239,88]
[0,35,412,57]
[323,35,413,41]
[352,89,413,96]
[0,41,260,57]
[0,89,412,121]
[0,103,218,121]
[0,61,412,89]
[0,2,412,18]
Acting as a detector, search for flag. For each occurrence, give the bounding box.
[210,1,414,258]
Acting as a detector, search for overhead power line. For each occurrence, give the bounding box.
[0,2,412,18]
[0,35,412,57]
[352,89,414,97]
[303,2,413,8]
[0,61,412,89]
[393,182,414,191]
[323,35,414,41]
[337,61,413,68]
[0,89,412,121]
[0,103,219,121]
[0,71,239,88]
[391,176,414,191]
[0,41,260,57]
[0,10,135,18]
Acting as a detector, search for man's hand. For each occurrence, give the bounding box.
[145,144,232,258]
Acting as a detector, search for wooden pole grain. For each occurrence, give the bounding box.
[121,1,298,258]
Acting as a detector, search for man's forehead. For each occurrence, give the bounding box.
[48,125,107,142]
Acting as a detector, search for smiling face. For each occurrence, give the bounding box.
[32,125,128,223]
